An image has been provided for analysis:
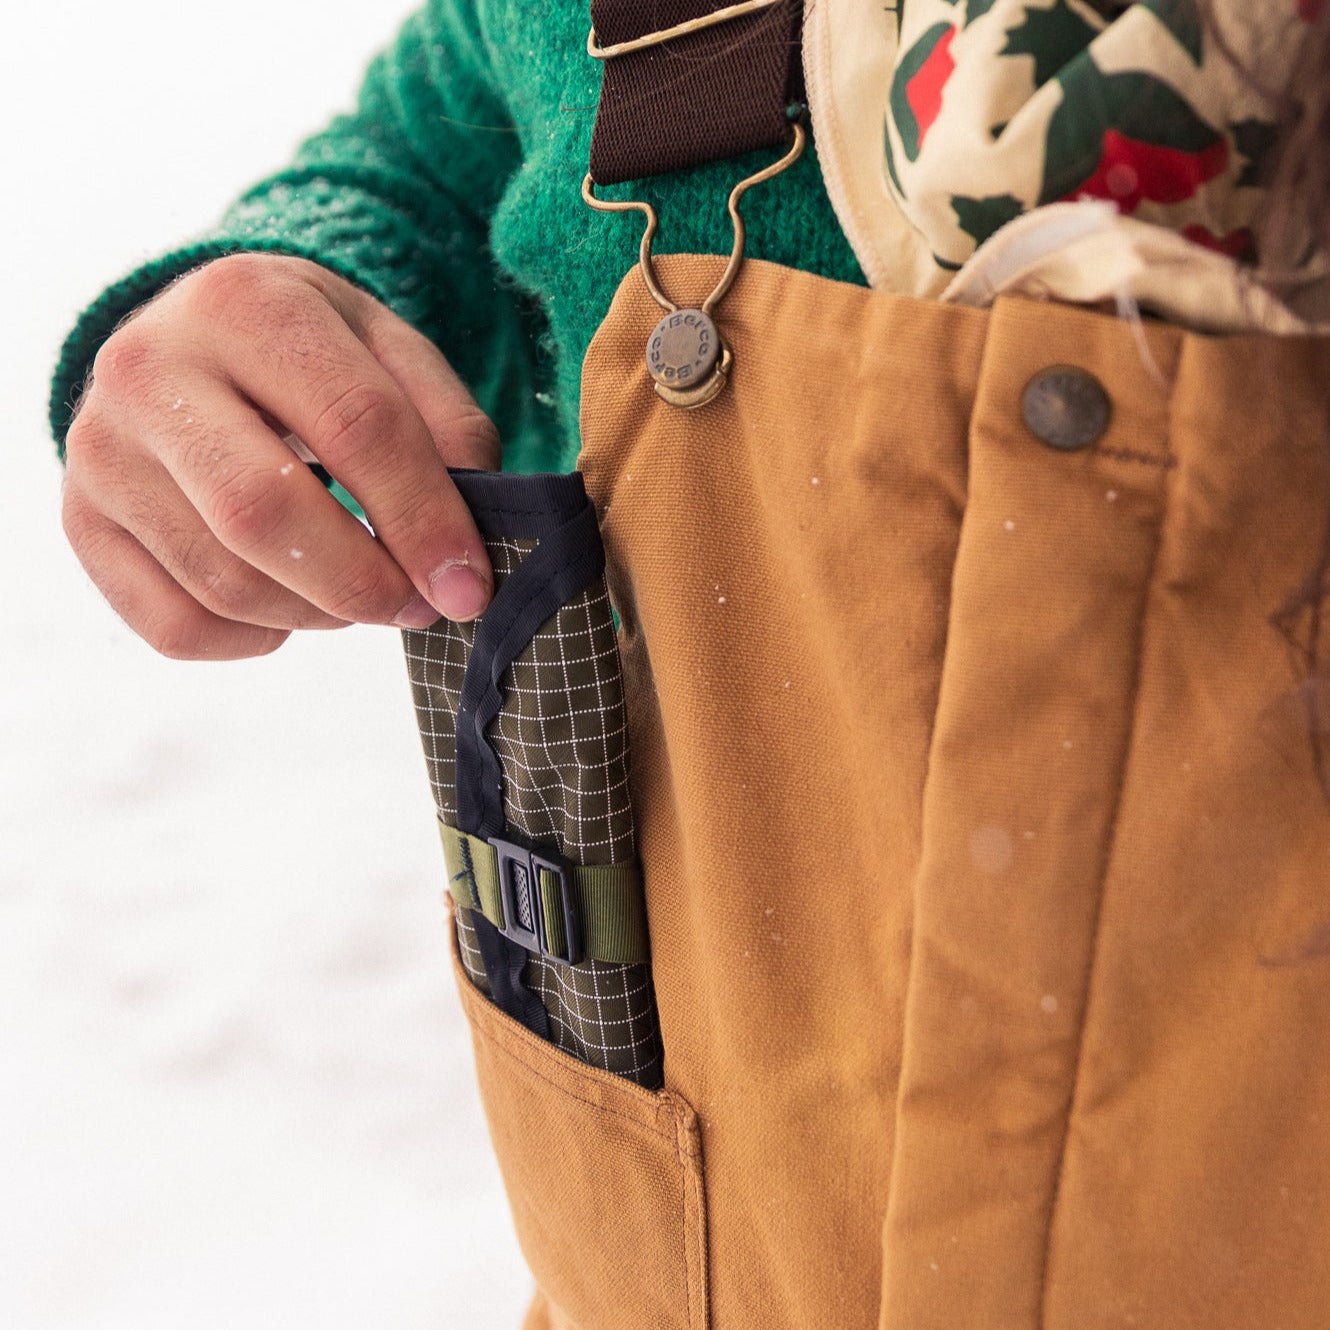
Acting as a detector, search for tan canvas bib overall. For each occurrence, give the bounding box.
[446,251,1330,1330]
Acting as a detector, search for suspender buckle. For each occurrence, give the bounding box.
[490,836,584,966]
[581,118,806,410]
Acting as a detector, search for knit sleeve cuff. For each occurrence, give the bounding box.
[47,188,458,458]
[49,167,559,502]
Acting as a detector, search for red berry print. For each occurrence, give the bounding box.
[907,27,957,152]
[1067,128,1229,213]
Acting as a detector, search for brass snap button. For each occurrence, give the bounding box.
[1021,366,1111,451]
[646,308,719,390]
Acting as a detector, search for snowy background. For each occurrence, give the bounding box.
[1,2,530,1324]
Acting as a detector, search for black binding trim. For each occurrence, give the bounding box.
[454,485,605,841]
[472,912,551,1037]
[449,472,607,1033]
[449,469,592,540]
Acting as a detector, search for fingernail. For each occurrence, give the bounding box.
[429,560,491,621]
[393,594,440,629]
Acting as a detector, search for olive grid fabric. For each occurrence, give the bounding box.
[402,535,664,1089]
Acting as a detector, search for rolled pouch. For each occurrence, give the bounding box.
[401,468,663,1087]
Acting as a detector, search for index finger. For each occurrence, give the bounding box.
[182,261,495,622]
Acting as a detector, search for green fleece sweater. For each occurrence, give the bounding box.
[49,0,864,476]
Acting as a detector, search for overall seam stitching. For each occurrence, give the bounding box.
[678,1106,696,1330]
[1089,443,1177,469]
[1035,434,1173,1330]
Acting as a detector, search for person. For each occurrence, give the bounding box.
[48,2,1330,1327]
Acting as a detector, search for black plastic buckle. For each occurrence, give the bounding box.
[489,836,583,966]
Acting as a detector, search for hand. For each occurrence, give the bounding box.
[62,253,499,660]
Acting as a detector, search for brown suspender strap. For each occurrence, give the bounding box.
[587,0,805,186]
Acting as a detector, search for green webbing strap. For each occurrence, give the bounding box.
[437,819,650,965]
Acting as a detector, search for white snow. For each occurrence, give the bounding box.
[1,3,529,1325]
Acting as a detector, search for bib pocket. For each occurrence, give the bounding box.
[450,933,708,1330]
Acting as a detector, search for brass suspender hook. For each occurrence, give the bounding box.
[581,119,807,409]
[586,0,786,61]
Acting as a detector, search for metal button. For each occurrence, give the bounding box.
[1021,366,1111,451]
[646,308,720,390]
